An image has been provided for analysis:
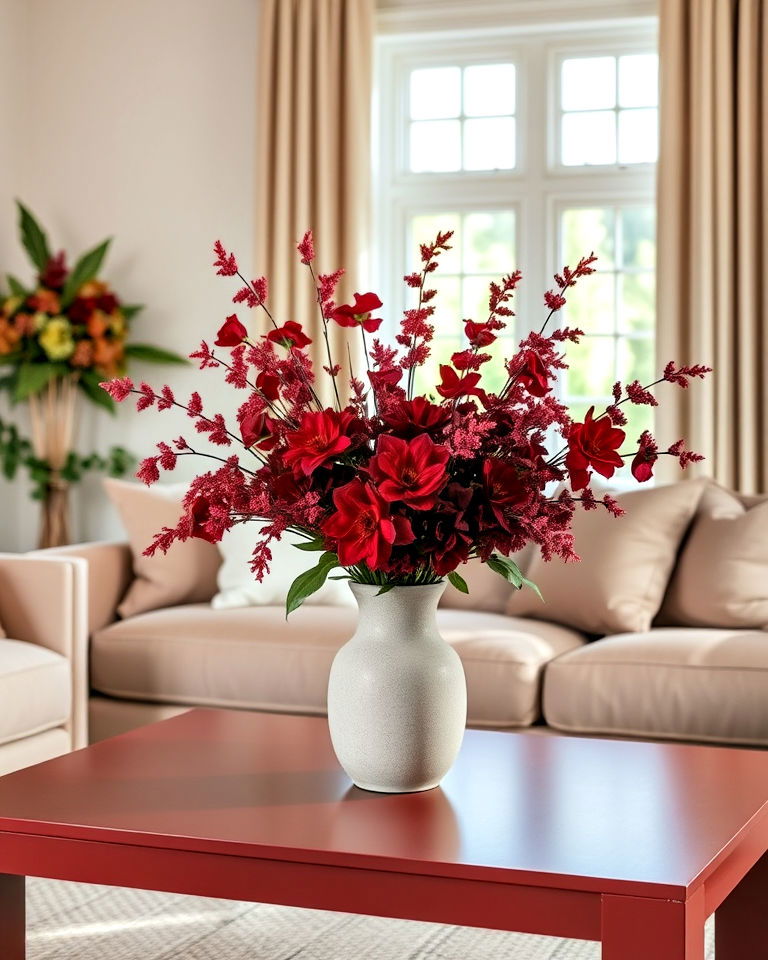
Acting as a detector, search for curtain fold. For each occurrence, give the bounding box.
[657,0,768,492]
[256,0,374,405]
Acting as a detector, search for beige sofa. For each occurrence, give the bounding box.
[40,482,768,749]
[0,553,88,774]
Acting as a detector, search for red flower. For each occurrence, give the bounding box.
[283,408,353,475]
[215,315,247,347]
[483,459,529,530]
[464,320,496,348]
[188,495,220,543]
[515,350,550,397]
[239,409,277,450]
[266,320,311,349]
[436,365,487,402]
[40,252,68,290]
[330,292,383,333]
[256,371,280,402]
[631,430,658,483]
[369,434,449,510]
[380,397,450,437]
[322,479,414,569]
[368,367,403,391]
[566,406,625,490]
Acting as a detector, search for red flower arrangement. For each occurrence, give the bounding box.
[102,231,710,613]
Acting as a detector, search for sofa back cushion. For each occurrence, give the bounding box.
[659,483,768,628]
[440,546,533,613]
[104,479,221,618]
[507,480,705,635]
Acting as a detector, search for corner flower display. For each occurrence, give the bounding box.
[102,229,710,611]
[0,201,186,547]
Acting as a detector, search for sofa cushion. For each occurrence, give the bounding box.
[659,484,768,629]
[91,605,587,728]
[0,639,71,746]
[543,627,768,746]
[104,479,221,618]
[440,546,533,614]
[509,480,705,635]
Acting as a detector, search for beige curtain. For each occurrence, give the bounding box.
[255,0,374,405]
[657,0,768,492]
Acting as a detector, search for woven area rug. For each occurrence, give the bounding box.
[26,878,715,959]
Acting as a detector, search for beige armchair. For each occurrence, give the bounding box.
[0,553,89,775]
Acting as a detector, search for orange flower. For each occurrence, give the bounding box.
[78,280,108,299]
[12,312,36,336]
[86,310,109,338]
[0,317,21,354]
[93,337,124,376]
[71,340,94,368]
[27,288,60,314]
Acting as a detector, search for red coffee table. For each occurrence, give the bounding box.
[0,709,767,958]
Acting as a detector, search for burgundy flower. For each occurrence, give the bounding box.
[436,365,487,402]
[188,494,220,543]
[239,409,277,451]
[515,350,550,397]
[483,459,529,530]
[566,406,625,490]
[256,371,280,402]
[322,479,414,569]
[464,320,496,348]
[380,397,450,438]
[369,433,449,510]
[40,251,68,290]
[330,292,383,333]
[266,320,311,349]
[283,408,354,475]
[368,367,403,391]
[215,315,247,347]
[631,430,658,483]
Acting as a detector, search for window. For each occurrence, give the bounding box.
[375,17,658,459]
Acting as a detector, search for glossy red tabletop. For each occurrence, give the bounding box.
[1,709,768,899]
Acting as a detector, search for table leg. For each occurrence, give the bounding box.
[601,889,705,959]
[716,850,768,957]
[0,873,25,959]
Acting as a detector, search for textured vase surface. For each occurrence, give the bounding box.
[327,582,467,793]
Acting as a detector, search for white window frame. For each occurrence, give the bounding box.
[373,15,658,351]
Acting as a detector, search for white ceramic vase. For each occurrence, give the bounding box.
[327,581,467,793]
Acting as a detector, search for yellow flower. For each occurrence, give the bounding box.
[39,317,75,361]
[109,310,126,337]
[2,296,22,318]
[33,311,48,332]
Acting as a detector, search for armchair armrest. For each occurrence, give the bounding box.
[33,541,133,635]
[0,554,89,749]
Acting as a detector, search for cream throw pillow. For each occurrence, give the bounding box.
[104,479,221,618]
[659,484,768,628]
[508,481,705,635]
[212,522,355,609]
[440,545,534,614]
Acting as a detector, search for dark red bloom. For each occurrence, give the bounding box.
[239,409,277,450]
[256,371,280,402]
[368,367,403,391]
[213,240,238,277]
[436,365,486,402]
[283,408,354,475]
[266,320,311,349]
[380,397,450,438]
[322,479,414,569]
[40,251,68,290]
[188,494,220,543]
[297,230,315,265]
[566,406,625,490]
[215,315,247,347]
[515,350,550,397]
[330,292,383,333]
[483,459,529,530]
[464,320,496,347]
[369,434,449,510]
[631,430,658,482]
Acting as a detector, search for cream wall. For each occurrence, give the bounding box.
[0,0,260,550]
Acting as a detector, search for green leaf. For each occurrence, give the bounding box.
[6,274,27,298]
[13,363,61,401]
[285,551,339,617]
[121,304,144,321]
[16,201,51,271]
[447,570,469,594]
[487,554,543,601]
[61,238,111,308]
[376,583,395,596]
[520,575,543,603]
[78,368,116,414]
[124,343,188,365]
[294,537,327,552]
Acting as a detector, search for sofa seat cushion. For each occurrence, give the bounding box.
[91,605,587,728]
[543,628,768,745]
[0,639,71,746]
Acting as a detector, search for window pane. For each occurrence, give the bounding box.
[410,120,461,172]
[620,206,655,268]
[409,67,461,119]
[431,276,462,323]
[562,273,615,335]
[562,112,616,165]
[561,207,615,270]
[464,211,516,273]
[409,212,461,272]
[463,117,515,170]
[618,109,658,164]
[618,54,658,107]
[618,274,655,334]
[415,334,463,397]
[618,336,655,386]
[561,57,616,110]
[564,336,616,398]
[622,402,655,449]
[464,63,515,117]
[462,275,495,324]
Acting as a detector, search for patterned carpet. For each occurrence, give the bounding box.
[26,878,716,959]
